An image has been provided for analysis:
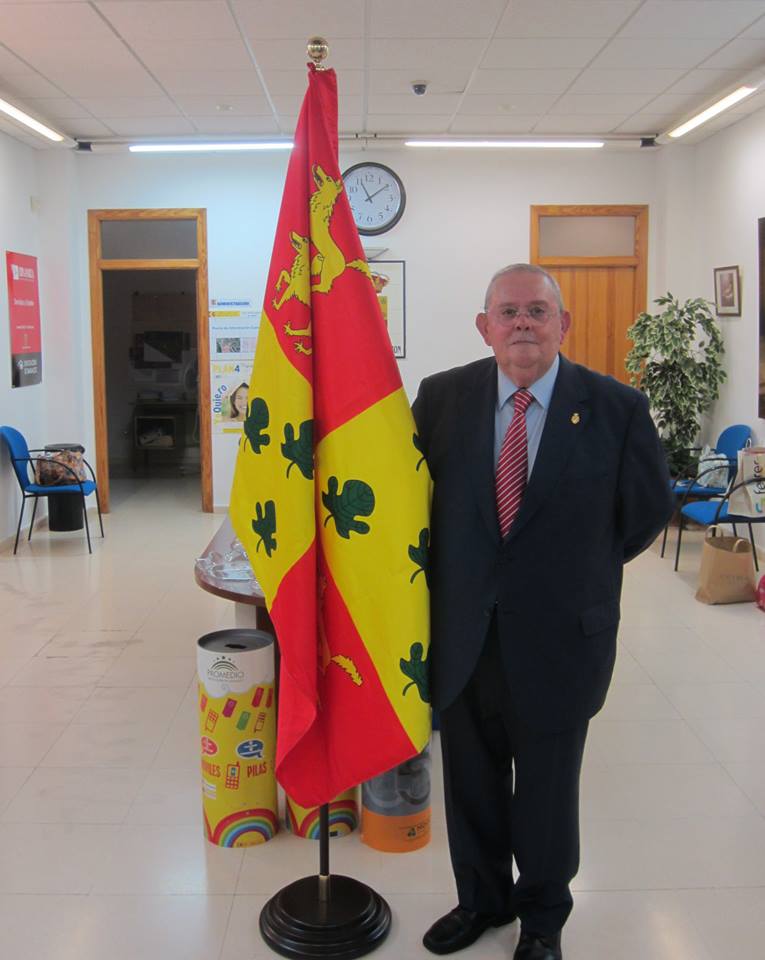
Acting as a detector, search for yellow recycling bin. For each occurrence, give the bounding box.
[285,787,359,838]
[197,628,278,847]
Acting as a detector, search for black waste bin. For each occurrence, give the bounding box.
[44,443,85,532]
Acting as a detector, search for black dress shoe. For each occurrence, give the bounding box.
[423,906,517,955]
[513,930,562,960]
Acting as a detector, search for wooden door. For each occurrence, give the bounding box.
[530,205,648,384]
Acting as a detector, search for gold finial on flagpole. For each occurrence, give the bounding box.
[307,37,329,69]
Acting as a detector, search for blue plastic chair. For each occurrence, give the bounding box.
[674,476,764,571]
[0,425,104,554]
[661,424,752,558]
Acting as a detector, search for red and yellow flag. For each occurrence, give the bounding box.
[230,64,432,808]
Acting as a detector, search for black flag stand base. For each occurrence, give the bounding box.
[259,804,391,960]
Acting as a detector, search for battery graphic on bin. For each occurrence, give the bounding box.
[361,744,431,852]
[285,787,359,838]
[197,628,278,847]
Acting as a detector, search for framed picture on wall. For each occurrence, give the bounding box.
[370,260,406,358]
[713,265,741,316]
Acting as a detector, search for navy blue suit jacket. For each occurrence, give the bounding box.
[412,354,674,732]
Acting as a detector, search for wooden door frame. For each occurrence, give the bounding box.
[529,204,649,321]
[88,208,212,513]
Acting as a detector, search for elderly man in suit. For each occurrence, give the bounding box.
[414,264,674,960]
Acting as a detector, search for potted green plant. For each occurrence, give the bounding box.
[625,293,726,476]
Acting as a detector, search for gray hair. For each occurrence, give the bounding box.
[483,263,564,312]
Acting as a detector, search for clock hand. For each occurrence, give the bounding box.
[360,181,373,202]
[367,185,389,200]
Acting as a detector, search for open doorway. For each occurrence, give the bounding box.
[103,270,199,494]
[88,209,211,512]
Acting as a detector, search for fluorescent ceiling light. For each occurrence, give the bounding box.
[0,96,64,142]
[405,139,604,149]
[668,86,756,138]
[129,141,293,153]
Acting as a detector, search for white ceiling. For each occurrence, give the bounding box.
[2,0,765,148]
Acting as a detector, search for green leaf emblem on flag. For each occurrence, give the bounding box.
[282,420,314,479]
[322,477,375,539]
[242,398,270,453]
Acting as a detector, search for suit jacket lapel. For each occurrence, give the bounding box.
[459,359,501,545]
[505,355,589,545]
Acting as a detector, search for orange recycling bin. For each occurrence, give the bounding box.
[361,744,431,852]
[197,629,278,847]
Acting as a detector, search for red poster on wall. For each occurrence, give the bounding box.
[6,251,42,388]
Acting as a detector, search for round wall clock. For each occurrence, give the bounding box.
[342,162,406,236]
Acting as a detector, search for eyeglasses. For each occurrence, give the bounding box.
[492,305,557,325]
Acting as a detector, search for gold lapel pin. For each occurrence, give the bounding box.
[571,412,580,425]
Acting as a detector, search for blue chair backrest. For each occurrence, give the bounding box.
[715,424,752,473]
[0,425,32,490]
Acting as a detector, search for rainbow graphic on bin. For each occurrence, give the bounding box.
[285,788,359,838]
[206,807,278,847]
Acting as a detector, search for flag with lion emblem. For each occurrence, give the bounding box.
[229,63,432,807]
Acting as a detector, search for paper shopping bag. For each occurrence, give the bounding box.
[695,527,756,605]
[728,447,765,517]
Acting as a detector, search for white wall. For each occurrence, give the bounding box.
[69,144,663,506]
[0,133,43,537]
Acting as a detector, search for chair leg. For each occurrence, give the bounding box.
[660,520,670,558]
[732,522,738,537]
[674,514,685,571]
[748,523,759,572]
[81,494,92,554]
[28,496,38,540]
[13,497,26,555]
[94,489,104,538]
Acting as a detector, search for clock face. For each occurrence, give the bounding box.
[342,162,406,236]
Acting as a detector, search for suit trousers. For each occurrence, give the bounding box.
[439,619,589,936]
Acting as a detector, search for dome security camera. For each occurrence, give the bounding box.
[411,82,428,96]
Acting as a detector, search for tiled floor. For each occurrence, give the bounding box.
[0,477,763,959]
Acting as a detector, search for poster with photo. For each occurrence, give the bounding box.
[209,298,259,361]
[211,359,253,435]
[6,251,42,387]
[370,260,406,358]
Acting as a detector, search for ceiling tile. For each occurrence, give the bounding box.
[173,94,273,117]
[97,1,240,41]
[590,36,723,69]
[0,3,141,73]
[156,70,264,97]
[59,118,116,138]
[49,70,165,98]
[640,92,701,114]
[740,15,765,37]
[532,114,624,133]
[252,38,364,71]
[262,70,364,96]
[448,114,540,133]
[22,98,91,120]
[618,1,765,40]
[77,96,182,119]
[368,0,506,38]
[1,74,64,98]
[549,92,655,114]
[496,0,640,38]
[700,37,765,69]
[568,68,685,95]
[339,115,363,134]
[183,116,281,135]
[668,69,741,95]
[370,38,486,72]
[368,69,472,96]
[102,116,197,136]
[233,0,364,40]
[468,69,580,96]
[366,93,460,114]
[132,39,253,73]
[365,114,453,133]
[0,46,35,75]
[482,38,606,70]
[614,113,676,133]
[458,93,560,115]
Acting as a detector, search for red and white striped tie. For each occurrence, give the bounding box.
[496,388,533,538]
